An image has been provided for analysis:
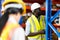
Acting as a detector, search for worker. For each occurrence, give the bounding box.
[0,0,26,40]
[25,3,46,40]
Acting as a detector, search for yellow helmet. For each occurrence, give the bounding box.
[2,0,26,15]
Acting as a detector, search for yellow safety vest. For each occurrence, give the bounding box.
[28,14,46,40]
[0,23,20,40]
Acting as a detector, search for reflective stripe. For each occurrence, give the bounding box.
[31,16,37,32]
[28,15,41,39]
[28,15,41,33]
[40,15,46,30]
[28,15,46,40]
[28,17,35,32]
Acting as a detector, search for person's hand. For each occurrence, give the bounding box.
[38,30,45,34]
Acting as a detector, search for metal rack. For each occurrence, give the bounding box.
[46,0,60,40]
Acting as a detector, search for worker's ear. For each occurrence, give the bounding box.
[1,11,4,15]
[1,7,5,15]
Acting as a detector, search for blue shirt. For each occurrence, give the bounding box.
[19,16,23,25]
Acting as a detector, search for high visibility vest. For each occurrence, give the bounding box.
[0,23,20,40]
[28,14,46,40]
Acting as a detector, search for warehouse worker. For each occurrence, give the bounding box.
[0,0,25,40]
[25,3,46,40]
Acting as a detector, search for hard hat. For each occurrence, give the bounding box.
[2,0,26,14]
[31,3,41,12]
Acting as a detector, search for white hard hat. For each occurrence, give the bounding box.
[31,3,41,12]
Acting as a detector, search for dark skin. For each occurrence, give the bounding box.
[28,30,45,36]
[27,8,45,37]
